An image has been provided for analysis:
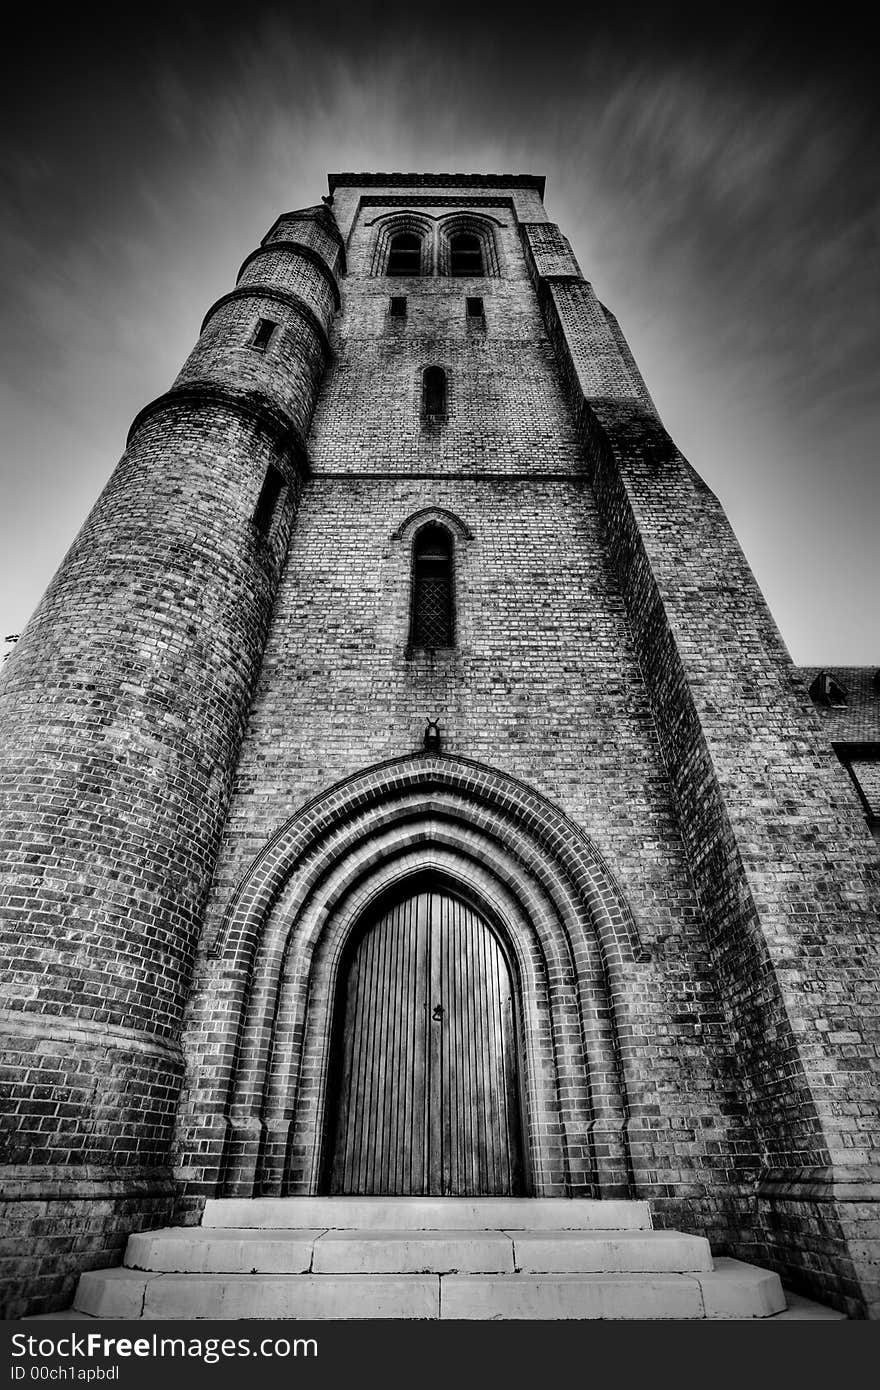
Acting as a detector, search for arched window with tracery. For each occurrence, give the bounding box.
[449,231,484,277]
[422,365,447,421]
[411,524,454,649]
[387,231,423,276]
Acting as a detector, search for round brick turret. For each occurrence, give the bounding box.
[0,204,342,1313]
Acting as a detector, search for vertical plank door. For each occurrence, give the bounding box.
[328,887,522,1195]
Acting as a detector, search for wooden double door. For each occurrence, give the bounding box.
[327,886,524,1196]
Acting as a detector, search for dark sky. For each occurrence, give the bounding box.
[2,2,878,663]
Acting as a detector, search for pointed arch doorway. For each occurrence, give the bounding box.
[325,882,525,1196]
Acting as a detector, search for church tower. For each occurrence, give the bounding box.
[1,174,878,1320]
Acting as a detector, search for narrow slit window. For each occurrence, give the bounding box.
[466,296,484,319]
[449,232,483,277]
[422,366,447,419]
[250,317,277,351]
[253,464,285,536]
[411,524,454,649]
[387,232,422,276]
[389,296,407,318]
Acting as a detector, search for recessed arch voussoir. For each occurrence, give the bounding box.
[197,755,642,1199]
[212,754,646,973]
[266,845,569,1196]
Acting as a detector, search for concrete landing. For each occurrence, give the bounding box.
[201,1197,653,1230]
[69,1197,793,1320]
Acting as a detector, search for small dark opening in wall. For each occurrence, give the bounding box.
[251,318,277,351]
[422,365,447,419]
[253,464,285,536]
[466,296,484,319]
[390,296,407,318]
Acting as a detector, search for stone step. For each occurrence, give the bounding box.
[74,1259,786,1320]
[201,1197,653,1231]
[125,1227,711,1275]
[440,1262,787,1321]
[510,1231,713,1274]
[126,1229,320,1275]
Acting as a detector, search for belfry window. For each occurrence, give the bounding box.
[411,524,454,649]
[449,232,483,277]
[422,366,447,420]
[387,232,422,276]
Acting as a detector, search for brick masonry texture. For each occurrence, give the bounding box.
[577,401,880,1314]
[1,174,878,1319]
[308,208,582,476]
[0,213,335,1314]
[801,667,880,743]
[174,476,754,1217]
[800,666,880,844]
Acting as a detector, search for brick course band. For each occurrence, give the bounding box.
[1,1166,179,1198]
[236,240,342,307]
[0,1004,183,1059]
[199,284,332,357]
[126,380,310,457]
[262,205,348,265]
[328,172,546,195]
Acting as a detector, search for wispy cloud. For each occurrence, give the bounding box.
[0,5,877,659]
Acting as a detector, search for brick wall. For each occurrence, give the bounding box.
[3,173,878,1320]
[522,218,880,1314]
[0,208,338,1314]
[174,180,761,1272]
[175,176,878,1317]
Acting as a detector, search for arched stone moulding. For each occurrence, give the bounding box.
[368,211,502,278]
[188,755,649,1199]
[236,241,342,310]
[249,843,565,1196]
[391,506,474,544]
[436,213,502,277]
[369,212,436,277]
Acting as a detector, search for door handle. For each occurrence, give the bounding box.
[432,1004,444,1021]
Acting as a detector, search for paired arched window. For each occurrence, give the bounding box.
[449,232,484,277]
[377,219,495,277]
[422,366,447,419]
[386,232,422,276]
[411,524,454,649]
